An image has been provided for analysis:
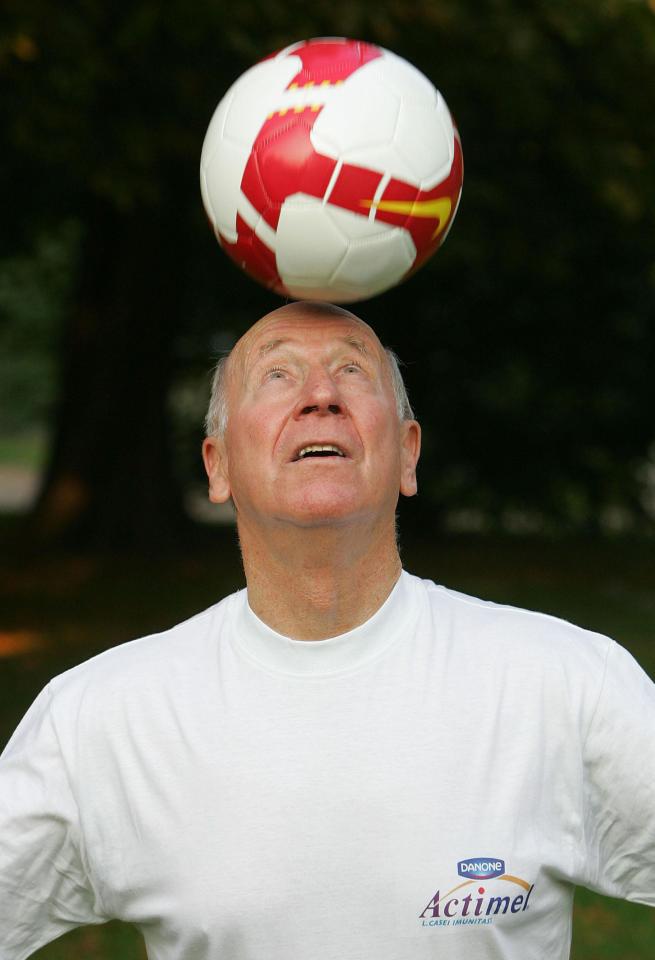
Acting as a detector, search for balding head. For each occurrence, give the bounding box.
[205,301,414,438]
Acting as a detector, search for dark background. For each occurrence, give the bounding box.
[1,0,654,552]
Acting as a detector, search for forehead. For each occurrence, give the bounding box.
[234,311,387,374]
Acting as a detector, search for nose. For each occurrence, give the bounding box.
[294,367,344,418]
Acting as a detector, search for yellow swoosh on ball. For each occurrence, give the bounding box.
[361,197,452,238]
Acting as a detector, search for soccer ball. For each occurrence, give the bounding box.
[200,37,463,303]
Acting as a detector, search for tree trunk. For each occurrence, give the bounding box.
[28,198,192,552]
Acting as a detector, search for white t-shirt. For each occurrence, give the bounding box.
[1,571,654,960]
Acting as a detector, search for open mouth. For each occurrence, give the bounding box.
[293,444,347,462]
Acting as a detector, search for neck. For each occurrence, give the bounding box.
[238,518,402,640]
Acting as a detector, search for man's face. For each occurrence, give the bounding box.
[202,305,420,532]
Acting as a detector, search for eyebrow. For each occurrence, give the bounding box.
[257,338,288,358]
[342,335,369,355]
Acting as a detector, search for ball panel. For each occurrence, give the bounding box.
[327,163,385,219]
[255,115,337,211]
[378,49,439,106]
[221,58,300,143]
[284,279,353,302]
[406,132,464,274]
[200,134,248,243]
[275,195,348,284]
[219,214,286,293]
[394,97,454,188]
[311,59,401,164]
[312,69,400,159]
[240,150,275,230]
[277,198,416,302]
[330,226,416,300]
[232,189,278,251]
[278,37,382,87]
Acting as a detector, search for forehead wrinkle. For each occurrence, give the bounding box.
[227,313,389,400]
[257,334,370,358]
[252,335,378,379]
[251,333,374,369]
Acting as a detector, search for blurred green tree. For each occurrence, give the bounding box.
[1,0,654,548]
[0,223,77,438]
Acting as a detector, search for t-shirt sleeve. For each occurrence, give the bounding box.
[581,640,655,904]
[0,684,108,960]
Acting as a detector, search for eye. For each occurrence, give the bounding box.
[341,361,363,374]
[263,366,287,381]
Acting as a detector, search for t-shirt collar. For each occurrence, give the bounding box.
[230,571,412,677]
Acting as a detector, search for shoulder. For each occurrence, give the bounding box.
[401,571,630,740]
[47,589,244,714]
[403,570,613,678]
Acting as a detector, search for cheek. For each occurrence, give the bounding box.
[226,409,282,470]
[368,407,401,447]
[230,404,269,442]
[362,415,403,476]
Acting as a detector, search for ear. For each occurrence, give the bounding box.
[399,420,421,497]
[202,436,232,504]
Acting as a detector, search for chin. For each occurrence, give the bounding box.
[285,506,359,528]
[281,491,390,529]
[280,490,366,528]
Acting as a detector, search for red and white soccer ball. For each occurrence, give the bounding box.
[200,37,463,303]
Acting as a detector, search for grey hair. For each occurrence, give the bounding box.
[204,347,414,438]
[205,354,231,438]
[386,348,415,422]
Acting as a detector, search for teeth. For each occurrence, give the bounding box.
[297,444,345,459]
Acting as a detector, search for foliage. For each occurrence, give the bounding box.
[1,0,655,538]
[0,223,78,434]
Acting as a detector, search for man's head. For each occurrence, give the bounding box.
[205,305,414,438]
[202,301,420,534]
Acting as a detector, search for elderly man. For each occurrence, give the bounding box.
[1,301,654,960]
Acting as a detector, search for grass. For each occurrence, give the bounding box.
[29,923,146,960]
[573,888,655,959]
[1,531,654,959]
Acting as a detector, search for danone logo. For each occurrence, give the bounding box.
[457,858,505,880]
[419,857,534,929]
